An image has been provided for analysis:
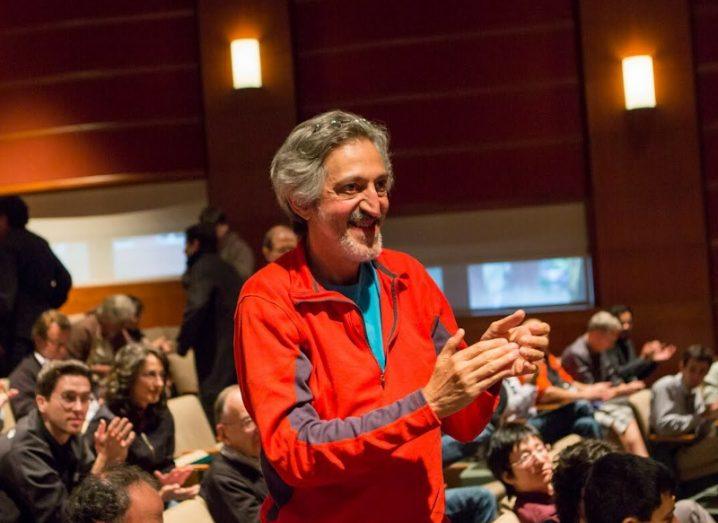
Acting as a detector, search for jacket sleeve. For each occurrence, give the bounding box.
[234,295,441,488]
[202,467,263,523]
[0,247,17,319]
[562,350,596,384]
[423,275,499,443]
[177,267,213,355]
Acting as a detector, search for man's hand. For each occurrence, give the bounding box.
[0,384,18,410]
[423,329,528,419]
[155,467,198,501]
[581,382,613,401]
[481,311,548,372]
[94,417,135,466]
[650,343,676,362]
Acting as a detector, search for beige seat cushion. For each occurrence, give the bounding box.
[167,350,200,395]
[628,388,652,438]
[167,394,216,458]
[163,496,214,523]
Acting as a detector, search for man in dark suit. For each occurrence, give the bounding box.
[177,223,242,424]
[201,385,266,523]
[9,309,71,421]
[0,196,72,375]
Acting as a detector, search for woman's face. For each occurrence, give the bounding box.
[130,354,165,409]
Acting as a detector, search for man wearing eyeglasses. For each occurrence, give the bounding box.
[8,309,72,421]
[234,110,549,522]
[0,360,135,522]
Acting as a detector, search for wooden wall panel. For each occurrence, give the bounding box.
[61,280,186,329]
[0,2,205,193]
[692,1,718,332]
[292,0,585,214]
[579,0,714,361]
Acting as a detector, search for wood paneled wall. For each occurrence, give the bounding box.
[693,1,718,330]
[578,0,714,371]
[0,1,206,194]
[292,0,586,215]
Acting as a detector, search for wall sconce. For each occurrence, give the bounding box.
[230,39,262,89]
[622,55,656,110]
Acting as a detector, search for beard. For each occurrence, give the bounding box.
[339,208,384,262]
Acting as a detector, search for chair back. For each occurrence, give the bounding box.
[163,496,214,523]
[167,350,200,395]
[167,394,216,457]
[628,388,652,438]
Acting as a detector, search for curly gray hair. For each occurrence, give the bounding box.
[270,109,394,232]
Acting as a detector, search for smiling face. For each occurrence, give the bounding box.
[503,436,553,495]
[36,374,92,443]
[130,354,165,409]
[297,138,390,283]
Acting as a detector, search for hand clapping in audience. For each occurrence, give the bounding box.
[155,466,200,501]
[0,383,18,409]
[641,340,677,362]
[93,417,136,466]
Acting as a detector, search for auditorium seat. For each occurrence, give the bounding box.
[167,394,217,458]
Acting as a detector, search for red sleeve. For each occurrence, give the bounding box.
[234,294,441,488]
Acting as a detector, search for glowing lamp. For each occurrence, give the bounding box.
[230,39,262,89]
[622,55,656,110]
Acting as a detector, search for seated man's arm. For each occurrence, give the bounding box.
[202,470,263,523]
[235,295,443,488]
[562,351,596,384]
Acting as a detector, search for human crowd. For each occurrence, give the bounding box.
[1,108,718,523]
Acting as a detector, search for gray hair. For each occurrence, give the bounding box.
[587,311,622,333]
[96,294,137,326]
[270,109,394,232]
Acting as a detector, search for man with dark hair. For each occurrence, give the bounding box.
[0,360,135,522]
[199,205,255,280]
[0,195,72,375]
[8,309,71,420]
[583,453,677,523]
[201,385,267,523]
[608,305,676,382]
[178,223,242,423]
[64,464,163,523]
[651,344,718,481]
[486,422,556,523]
[552,439,616,523]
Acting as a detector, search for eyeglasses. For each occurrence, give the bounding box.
[224,416,256,431]
[57,391,93,409]
[510,443,550,468]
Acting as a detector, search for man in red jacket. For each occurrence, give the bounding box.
[234,110,549,522]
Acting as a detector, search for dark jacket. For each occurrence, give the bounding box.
[0,228,71,366]
[0,409,94,523]
[200,447,267,523]
[606,337,657,382]
[177,252,242,416]
[85,403,175,473]
[7,353,42,421]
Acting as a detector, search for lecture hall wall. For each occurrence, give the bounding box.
[2,1,717,360]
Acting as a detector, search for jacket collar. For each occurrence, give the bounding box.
[282,241,409,304]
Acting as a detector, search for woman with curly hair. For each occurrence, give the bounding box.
[86,342,198,501]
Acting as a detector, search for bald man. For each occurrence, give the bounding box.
[261,225,298,263]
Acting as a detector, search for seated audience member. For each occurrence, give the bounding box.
[64,464,164,523]
[553,440,714,523]
[86,342,198,501]
[262,224,298,263]
[199,205,255,280]
[609,305,676,382]
[0,360,134,522]
[8,309,71,420]
[651,344,718,481]
[201,385,267,523]
[71,294,138,384]
[583,453,676,523]
[552,439,616,523]
[487,422,557,523]
[562,311,648,456]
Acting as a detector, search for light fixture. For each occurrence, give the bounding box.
[622,55,656,110]
[230,39,262,89]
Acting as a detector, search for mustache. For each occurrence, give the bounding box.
[348,209,382,227]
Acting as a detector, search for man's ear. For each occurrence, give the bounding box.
[36,395,48,415]
[501,470,517,487]
[288,198,311,222]
[215,423,226,444]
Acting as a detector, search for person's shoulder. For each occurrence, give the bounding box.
[563,336,588,356]
[376,248,424,272]
[8,355,39,379]
[652,373,678,391]
[241,255,294,298]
